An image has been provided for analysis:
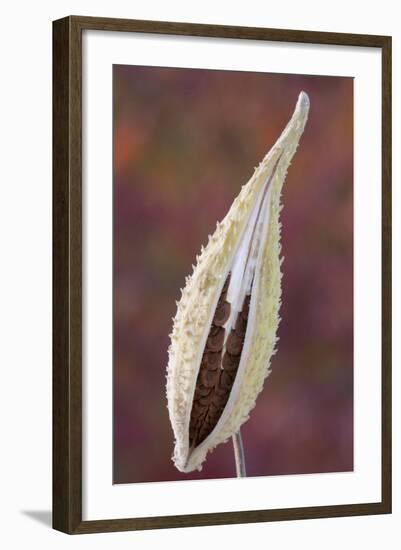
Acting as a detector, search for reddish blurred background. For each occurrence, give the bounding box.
[113,65,353,484]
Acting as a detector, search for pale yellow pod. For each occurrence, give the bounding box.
[166,91,310,473]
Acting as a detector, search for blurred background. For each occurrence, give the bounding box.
[113,65,353,484]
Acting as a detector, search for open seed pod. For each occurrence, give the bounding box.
[166,91,310,473]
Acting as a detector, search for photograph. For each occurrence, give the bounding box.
[112,65,354,484]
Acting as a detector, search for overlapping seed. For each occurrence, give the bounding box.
[189,274,251,448]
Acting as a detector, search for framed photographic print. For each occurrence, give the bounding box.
[53,16,392,534]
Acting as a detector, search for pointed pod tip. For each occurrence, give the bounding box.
[297,91,310,114]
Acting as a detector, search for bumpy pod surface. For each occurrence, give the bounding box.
[166,92,310,472]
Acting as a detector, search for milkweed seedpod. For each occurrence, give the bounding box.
[166,91,310,473]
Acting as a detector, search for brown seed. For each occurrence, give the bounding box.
[191,401,204,416]
[235,313,248,335]
[199,367,219,388]
[213,384,229,398]
[198,426,209,442]
[241,295,251,320]
[206,327,225,352]
[221,275,230,295]
[222,351,240,371]
[220,370,233,389]
[194,414,206,428]
[198,394,211,407]
[202,351,221,370]
[194,384,211,398]
[211,388,230,412]
[208,401,219,414]
[213,301,231,326]
[226,330,243,355]
[208,324,221,337]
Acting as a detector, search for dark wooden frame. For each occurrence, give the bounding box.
[53,15,392,534]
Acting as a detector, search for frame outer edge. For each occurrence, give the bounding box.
[69,14,389,47]
[381,36,392,513]
[53,15,83,534]
[52,15,392,534]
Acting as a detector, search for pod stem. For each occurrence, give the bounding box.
[232,429,247,477]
